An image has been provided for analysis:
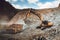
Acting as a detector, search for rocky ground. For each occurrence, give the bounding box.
[0,10,60,40]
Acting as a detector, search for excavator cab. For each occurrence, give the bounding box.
[41,20,53,27]
[37,20,53,30]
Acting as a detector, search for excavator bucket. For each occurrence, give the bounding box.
[5,24,23,34]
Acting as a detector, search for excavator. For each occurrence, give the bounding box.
[25,9,53,30]
[5,9,53,34]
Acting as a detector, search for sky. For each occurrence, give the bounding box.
[5,0,60,9]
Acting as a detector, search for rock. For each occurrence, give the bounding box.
[58,4,60,8]
[33,36,47,40]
